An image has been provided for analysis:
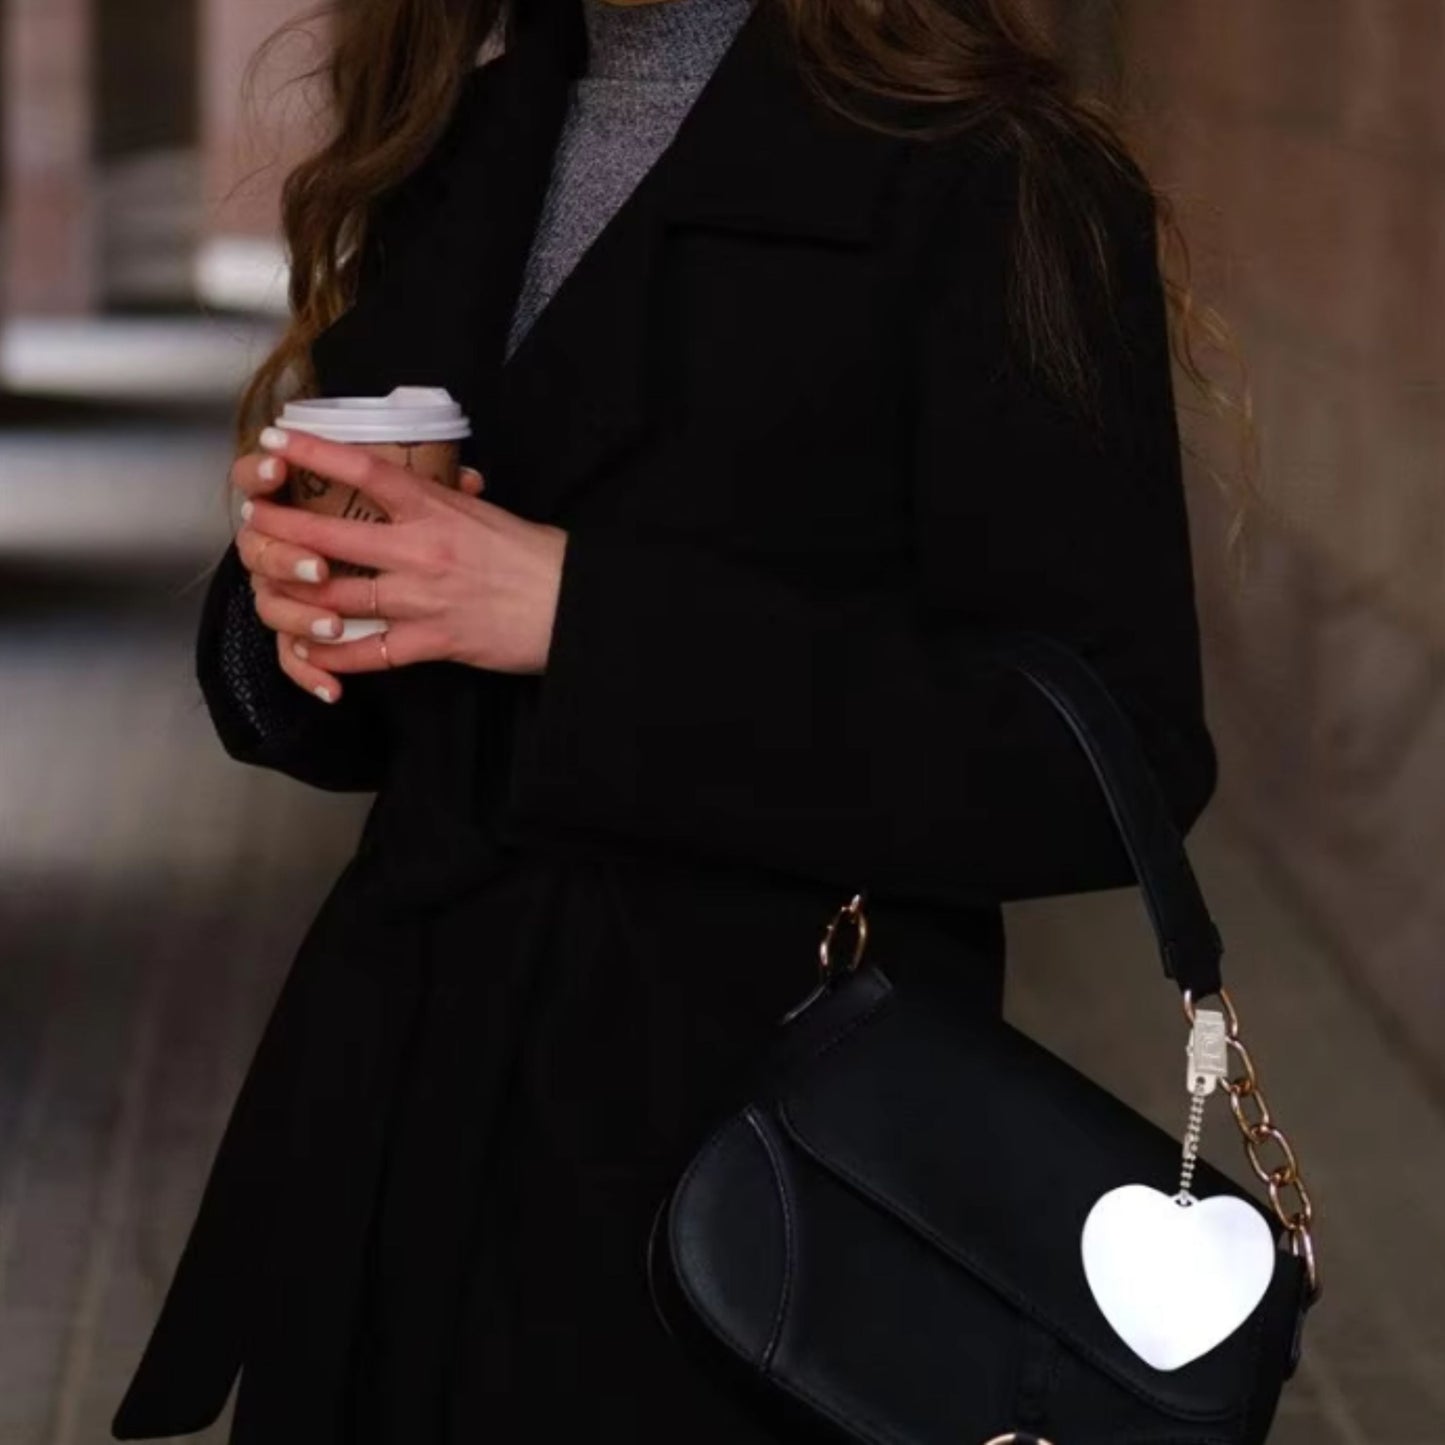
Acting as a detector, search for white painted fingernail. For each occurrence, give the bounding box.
[293,639,310,660]
[311,616,342,639]
[313,685,334,704]
[260,427,289,452]
[258,457,282,483]
[240,500,254,522]
[294,558,322,582]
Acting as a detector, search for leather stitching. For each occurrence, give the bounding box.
[659,983,893,1373]
[742,1108,795,1371]
[667,1130,771,1366]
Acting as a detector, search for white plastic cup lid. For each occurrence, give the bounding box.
[278,386,472,443]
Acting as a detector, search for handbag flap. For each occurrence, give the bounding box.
[776,975,1289,1422]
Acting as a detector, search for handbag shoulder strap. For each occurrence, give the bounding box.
[964,633,1328,1302]
[977,629,1223,998]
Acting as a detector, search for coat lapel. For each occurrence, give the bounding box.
[494,0,906,520]
[308,0,579,427]
[313,0,907,523]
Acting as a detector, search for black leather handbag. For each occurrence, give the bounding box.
[647,630,1319,1445]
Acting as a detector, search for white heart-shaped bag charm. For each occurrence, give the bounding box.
[1081,1007,1278,1371]
[1082,1184,1275,1371]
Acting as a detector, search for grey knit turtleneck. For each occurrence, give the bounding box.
[504,0,754,360]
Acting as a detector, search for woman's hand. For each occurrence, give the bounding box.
[231,443,487,702]
[236,428,566,702]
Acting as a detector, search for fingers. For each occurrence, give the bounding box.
[237,523,331,585]
[251,575,345,642]
[260,427,441,522]
[266,569,432,621]
[231,450,290,499]
[276,630,344,704]
[459,467,485,496]
[241,491,417,573]
[292,619,446,674]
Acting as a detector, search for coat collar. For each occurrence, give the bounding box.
[464,0,905,241]
[311,0,907,521]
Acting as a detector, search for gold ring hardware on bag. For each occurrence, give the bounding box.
[1182,987,1320,1301]
[818,892,869,983]
[778,893,871,1026]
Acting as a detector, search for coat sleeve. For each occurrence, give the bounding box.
[191,177,429,794]
[195,539,390,792]
[502,142,1218,908]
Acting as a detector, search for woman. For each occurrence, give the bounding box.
[115,0,1224,1439]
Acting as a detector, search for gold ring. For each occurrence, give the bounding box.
[377,629,393,669]
[253,536,274,568]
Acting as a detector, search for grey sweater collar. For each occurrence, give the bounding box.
[580,0,755,82]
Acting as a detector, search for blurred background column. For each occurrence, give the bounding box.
[2,0,96,315]
[94,0,200,308]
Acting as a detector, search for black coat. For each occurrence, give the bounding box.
[114,0,1217,1438]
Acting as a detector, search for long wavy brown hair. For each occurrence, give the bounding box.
[238,0,1259,566]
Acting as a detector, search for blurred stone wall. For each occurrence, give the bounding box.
[1084,3,1445,1085]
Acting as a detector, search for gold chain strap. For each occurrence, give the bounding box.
[1183,988,1320,1302]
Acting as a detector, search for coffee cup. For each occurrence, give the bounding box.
[274,386,472,644]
